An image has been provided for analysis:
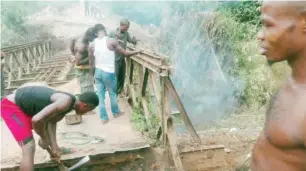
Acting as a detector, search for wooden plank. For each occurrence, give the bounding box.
[163,78,170,145]
[150,73,161,105]
[141,98,151,128]
[129,83,137,106]
[137,64,144,98]
[166,117,185,170]
[141,68,149,96]
[125,58,132,97]
[165,76,200,142]
[158,76,165,143]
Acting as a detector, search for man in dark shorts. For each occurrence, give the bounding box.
[251,1,306,171]
[1,85,99,171]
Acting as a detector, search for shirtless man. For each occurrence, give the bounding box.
[1,85,99,171]
[70,27,96,93]
[251,1,306,171]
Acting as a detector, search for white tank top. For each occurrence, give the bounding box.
[94,37,115,73]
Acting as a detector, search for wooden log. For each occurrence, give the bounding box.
[129,83,137,106]
[150,73,161,107]
[166,117,185,170]
[141,98,151,128]
[137,64,144,98]
[165,76,200,142]
[125,58,132,97]
[141,68,149,96]
[158,76,166,143]
[163,78,170,145]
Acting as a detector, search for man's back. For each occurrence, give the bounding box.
[15,86,75,116]
[74,39,90,65]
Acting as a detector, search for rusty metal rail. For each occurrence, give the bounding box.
[1,40,73,95]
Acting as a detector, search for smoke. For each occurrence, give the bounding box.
[101,1,243,131]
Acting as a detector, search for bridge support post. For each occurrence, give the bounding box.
[2,40,52,93]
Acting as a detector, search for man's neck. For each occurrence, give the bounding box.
[288,51,306,84]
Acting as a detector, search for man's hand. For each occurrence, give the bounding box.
[51,146,62,161]
[131,36,137,45]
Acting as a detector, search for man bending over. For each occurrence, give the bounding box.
[1,85,99,171]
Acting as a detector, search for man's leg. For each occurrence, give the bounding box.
[115,59,125,94]
[75,68,94,93]
[1,98,35,171]
[20,139,36,171]
[82,69,95,92]
[94,68,108,122]
[120,59,126,94]
[101,71,121,117]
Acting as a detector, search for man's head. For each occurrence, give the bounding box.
[119,19,130,33]
[74,92,99,115]
[93,23,106,38]
[257,1,306,66]
[84,27,95,43]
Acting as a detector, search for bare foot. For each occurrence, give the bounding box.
[101,120,109,124]
[114,111,124,118]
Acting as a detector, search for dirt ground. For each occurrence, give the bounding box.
[175,107,266,171]
[1,4,268,171]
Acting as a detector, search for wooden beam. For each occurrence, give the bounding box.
[166,117,185,170]
[165,76,200,142]
[141,98,151,128]
[141,68,149,96]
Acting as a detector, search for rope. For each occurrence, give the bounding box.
[61,132,104,146]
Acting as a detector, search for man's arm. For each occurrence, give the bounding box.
[89,42,95,77]
[126,32,137,45]
[111,39,140,57]
[69,38,77,56]
[75,44,89,66]
[32,96,71,142]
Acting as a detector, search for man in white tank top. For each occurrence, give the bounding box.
[89,24,141,124]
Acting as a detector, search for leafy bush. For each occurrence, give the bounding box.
[217,1,262,26]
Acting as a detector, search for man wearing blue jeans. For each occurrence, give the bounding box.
[89,24,141,124]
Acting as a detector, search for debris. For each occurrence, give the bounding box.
[224,148,231,153]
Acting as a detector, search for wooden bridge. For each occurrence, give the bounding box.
[1,40,226,171]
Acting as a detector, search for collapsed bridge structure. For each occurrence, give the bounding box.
[1,39,227,170]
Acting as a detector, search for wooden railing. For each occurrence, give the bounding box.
[125,47,201,170]
[1,40,51,89]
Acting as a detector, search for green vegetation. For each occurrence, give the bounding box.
[130,91,160,139]
[1,1,76,47]
[216,1,289,108]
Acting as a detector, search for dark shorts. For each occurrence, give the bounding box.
[1,98,33,146]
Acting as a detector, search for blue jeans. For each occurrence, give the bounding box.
[94,68,120,121]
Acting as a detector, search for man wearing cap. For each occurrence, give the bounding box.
[108,19,137,95]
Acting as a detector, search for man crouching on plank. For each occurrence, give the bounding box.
[1,84,99,171]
